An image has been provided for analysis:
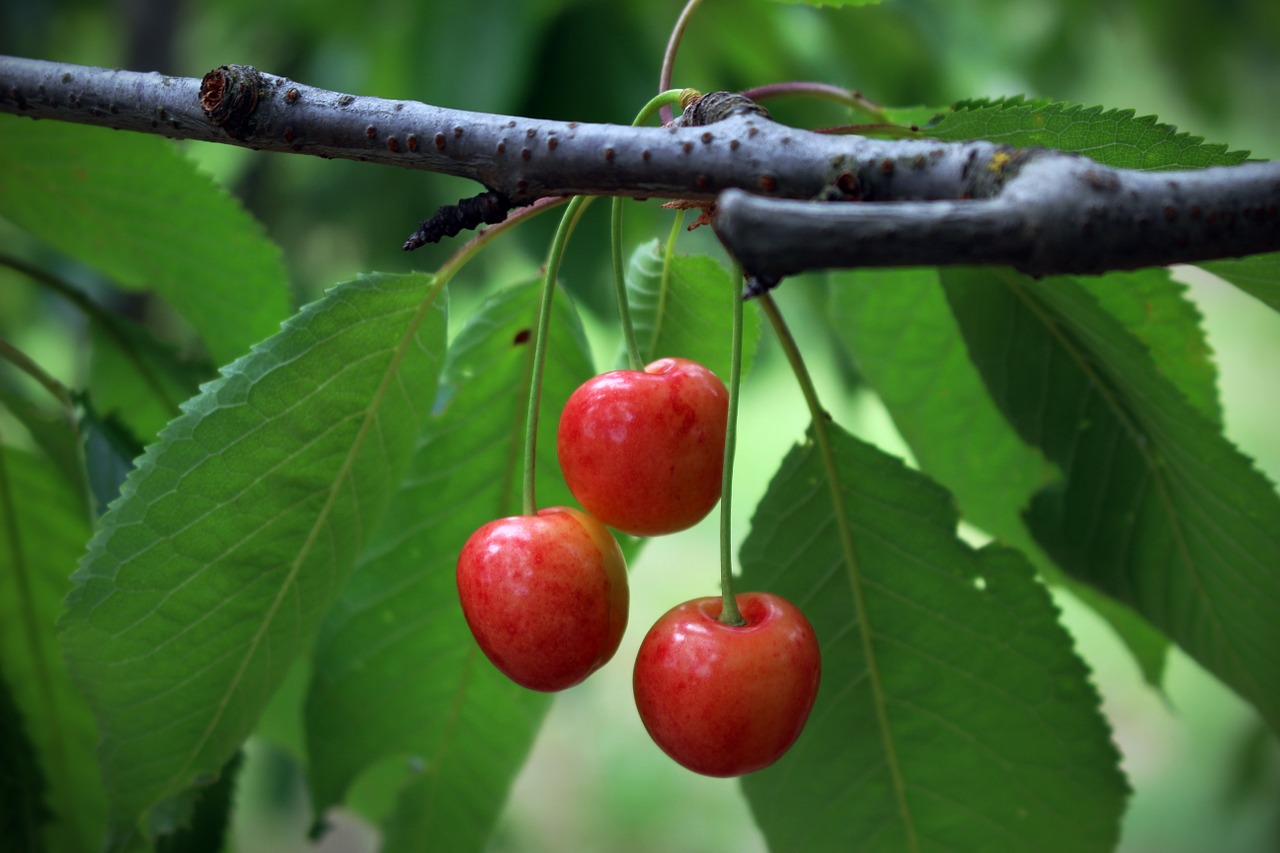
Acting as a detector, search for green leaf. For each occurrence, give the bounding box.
[152,751,242,853]
[0,666,53,852]
[739,423,1127,852]
[306,278,596,852]
[926,97,1251,170]
[0,446,106,852]
[1075,270,1221,425]
[0,116,292,366]
[88,318,213,444]
[830,269,1170,686]
[1200,252,1280,313]
[624,241,760,381]
[942,267,1280,734]
[59,272,448,842]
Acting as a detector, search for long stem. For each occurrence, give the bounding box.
[757,291,919,850]
[611,89,689,371]
[740,81,889,124]
[717,264,746,626]
[658,0,705,124]
[522,196,593,516]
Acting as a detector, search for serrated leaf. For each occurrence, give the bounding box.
[624,241,759,381]
[942,267,1280,734]
[830,268,1172,686]
[926,97,1250,170]
[58,272,447,842]
[1200,252,1280,313]
[0,446,106,852]
[1075,270,1221,425]
[306,278,597,852]
[739,422,1127,852]
[0,116,291,366]
[152,751,242,853]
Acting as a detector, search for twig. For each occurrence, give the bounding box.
[2,55,1277,280]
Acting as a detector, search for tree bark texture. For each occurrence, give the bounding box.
[2,55,1276,282]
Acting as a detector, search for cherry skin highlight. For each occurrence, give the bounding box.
[632,592,821,777]
[557,357,728,536]
[456,506,628,692]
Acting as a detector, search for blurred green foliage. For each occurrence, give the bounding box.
[2,2,1278,851]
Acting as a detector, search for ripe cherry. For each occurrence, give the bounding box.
[632,592,821,777]
[557,357,728,536]
[456,506,628,692]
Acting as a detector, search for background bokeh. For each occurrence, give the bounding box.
[2,1,1277,850]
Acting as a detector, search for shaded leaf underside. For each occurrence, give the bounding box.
[943,268,1280,734]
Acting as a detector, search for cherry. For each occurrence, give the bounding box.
[456,506,629,692]
[632,592,821,777]
[557,357,728,536]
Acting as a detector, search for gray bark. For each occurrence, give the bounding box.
[2,55,1276,282]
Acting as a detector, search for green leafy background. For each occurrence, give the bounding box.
[2,1,1279,851]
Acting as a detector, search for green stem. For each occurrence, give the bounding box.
[0,251,182,418]
[718,264,747,626]
[610,89,689,371]
[522,196,593,517]
[758,292,919,852]
[0,338,75,411]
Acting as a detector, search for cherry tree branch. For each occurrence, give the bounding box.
[2,55,1277,281]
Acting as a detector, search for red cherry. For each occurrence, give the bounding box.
[456,506,629,692]
[632,592,821,777]
[557,357,728,536]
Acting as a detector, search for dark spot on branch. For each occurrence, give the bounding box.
[338,94,355,106]
[434,133,445,150]
[701,132,713,144]
[407,134,418,151]
[285,87,299,104]
[200,65,262,138]
[387,136,399,152]
[605,147,615,162]
[759,175,777,192]
[547,137,558,151]
[283,127,294,142]
[402,190,513,251]
[365,125,377,139]
[521,148,531,160]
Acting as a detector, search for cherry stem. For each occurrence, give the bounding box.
[717,263,747,627]
[522,195,593,517]
[739,81,889,124]
[658,0,705,125]
[611,89,690,371]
